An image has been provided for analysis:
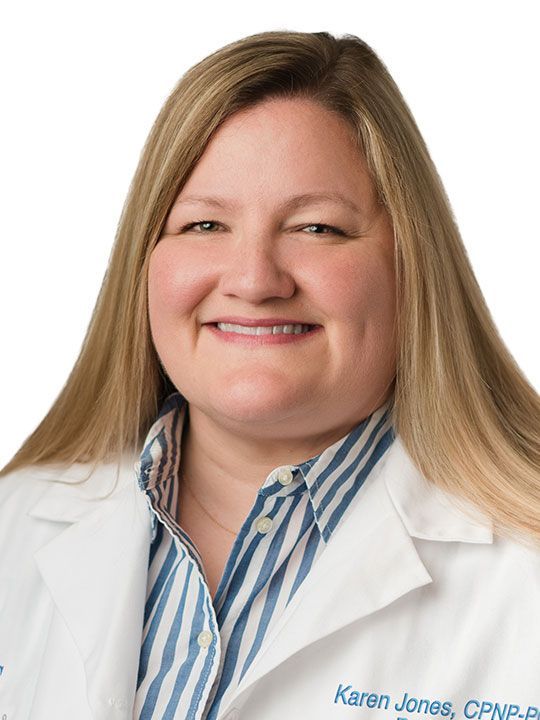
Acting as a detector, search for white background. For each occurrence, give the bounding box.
[1,0,538,467]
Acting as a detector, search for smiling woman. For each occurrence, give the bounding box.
[0,28,539,720]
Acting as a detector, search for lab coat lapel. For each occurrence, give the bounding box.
[27,457,151,719]
[228,435,493,711]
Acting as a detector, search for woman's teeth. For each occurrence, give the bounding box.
[216,323,313,335]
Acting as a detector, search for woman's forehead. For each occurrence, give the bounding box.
[173,99,375,214]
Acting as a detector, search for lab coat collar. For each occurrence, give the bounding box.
[227,435,493,711]
[27,456,151,719]
[383,435,494,544]
[26,435,492,719]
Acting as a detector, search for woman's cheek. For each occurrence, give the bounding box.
[148,243,209,317]
[316,256,378,321]
[343,248,395,319]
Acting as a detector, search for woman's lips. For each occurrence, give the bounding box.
[205,323,323,345]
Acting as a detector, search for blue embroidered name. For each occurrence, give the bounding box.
[333,685,539,720]
[334,687,391,710]
[464,700,539,720]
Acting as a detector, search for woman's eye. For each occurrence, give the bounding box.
[302,223,345,236]
[180,220,221,233]
[178,220,346,236]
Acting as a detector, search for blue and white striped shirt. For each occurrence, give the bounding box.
[133,390,395,720]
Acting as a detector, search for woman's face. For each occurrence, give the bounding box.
[148,97,397,441]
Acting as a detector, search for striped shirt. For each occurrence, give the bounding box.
[133,390,395,720]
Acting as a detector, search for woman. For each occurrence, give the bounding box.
[0,29,538,720]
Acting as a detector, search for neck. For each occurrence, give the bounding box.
[178,399,386,527]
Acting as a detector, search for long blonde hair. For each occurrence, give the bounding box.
[2,30,539,547]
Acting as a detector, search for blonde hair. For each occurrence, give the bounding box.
[2,30,539,547]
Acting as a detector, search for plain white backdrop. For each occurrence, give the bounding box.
[1,0,538,468]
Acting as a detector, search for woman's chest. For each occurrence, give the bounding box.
[195,530,236,599]
[233,584,539,720]
[178,508,238,599]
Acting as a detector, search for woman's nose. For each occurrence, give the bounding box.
[217,232,296,303]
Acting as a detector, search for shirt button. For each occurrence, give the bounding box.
[197,630,214,648]
[255,516,273,533]
[276,467,294,485]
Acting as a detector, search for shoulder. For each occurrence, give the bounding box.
[0,458,129,510]
[0,456,139,551]
[0,465,52,517]
[493,532,540,584]
[0,466,66,582]
[0,454,139,498]
[382,435,540,582]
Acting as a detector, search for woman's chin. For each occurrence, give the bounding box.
[206,379,314,425]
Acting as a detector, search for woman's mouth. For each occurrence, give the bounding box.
[205,322,322,345]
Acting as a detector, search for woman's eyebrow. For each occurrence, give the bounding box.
[173,192,363,214]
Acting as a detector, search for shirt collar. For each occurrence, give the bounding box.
[137,391,395,544]
[292,399,394,542]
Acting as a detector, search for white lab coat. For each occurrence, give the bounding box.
[0,435,538,720]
